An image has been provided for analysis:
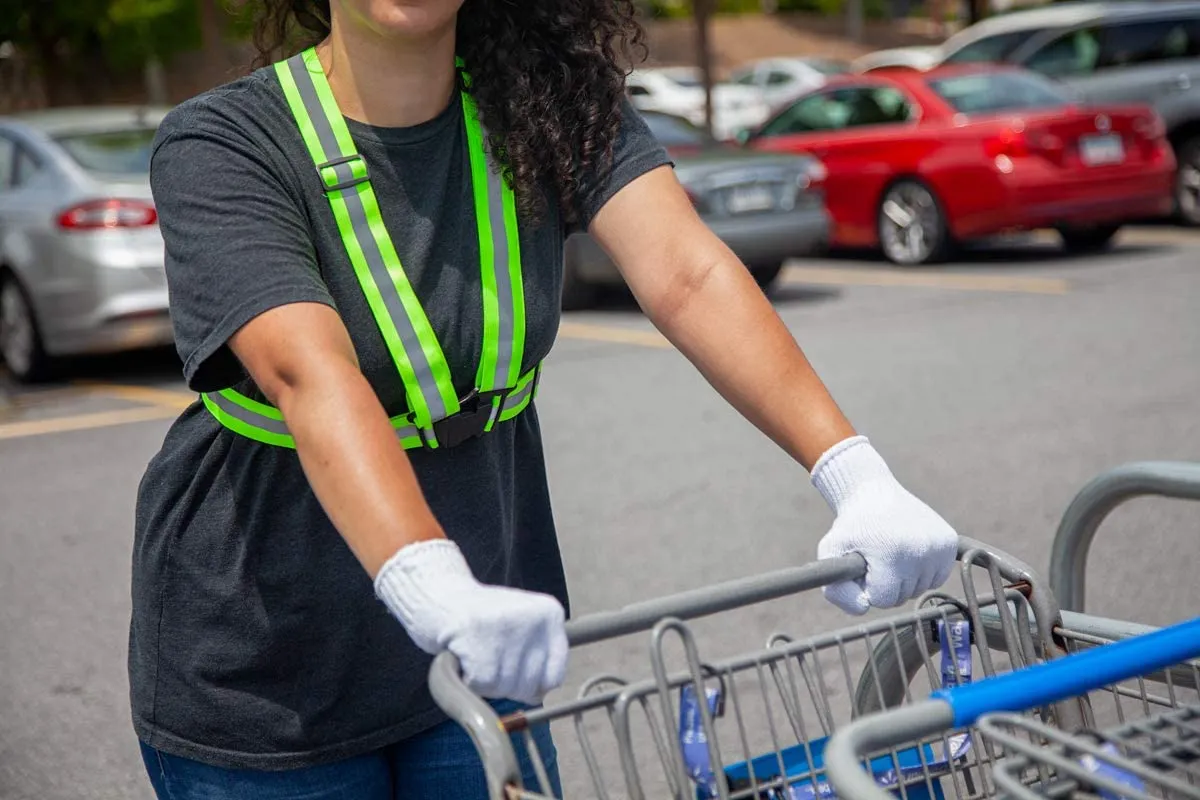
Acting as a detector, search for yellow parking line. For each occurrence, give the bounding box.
[77,382,196,410]
[783,266,1070,295]
[0,406,178,442]
[558,321,673,349]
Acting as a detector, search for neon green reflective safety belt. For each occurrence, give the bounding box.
[201,46,536,451]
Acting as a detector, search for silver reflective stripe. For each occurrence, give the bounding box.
[484,157,515,391]
[211,391,420,443]
[500,372,536,413]
[208,392,290,436]
[286,55,450,423]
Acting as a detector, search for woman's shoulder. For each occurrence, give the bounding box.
[155,66,291,155]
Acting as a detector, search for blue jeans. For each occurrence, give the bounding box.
[139,702,561,800]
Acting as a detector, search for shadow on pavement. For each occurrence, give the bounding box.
[812,240,1177,271]
[4,346,184,394]
[584,283,841,313]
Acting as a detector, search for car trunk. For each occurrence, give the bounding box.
[977,106,1164,169]
[669,145,822,219]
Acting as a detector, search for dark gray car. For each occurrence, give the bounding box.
[935,1,1200,225]
[563,110,829,309]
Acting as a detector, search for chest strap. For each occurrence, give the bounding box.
[200,47,535,450]
[202,364,540,451]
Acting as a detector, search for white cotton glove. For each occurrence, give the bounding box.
[374,539,569,705]
[812,435,958,615]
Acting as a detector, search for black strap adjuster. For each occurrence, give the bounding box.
[317,154,370,193]
[425,389,501,449]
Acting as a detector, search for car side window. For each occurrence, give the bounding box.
[627,84,650,97]
[759,86,913,136]
[766,70,792,86]
[1024,27,1102,77]
[943,29,1041,64]
[1099,19,1196,68]
[759,92,847,135]
[12,147,41,188]
[841,87,915,128]
[0,136,14,191]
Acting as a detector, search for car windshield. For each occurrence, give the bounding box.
[941,29,1040,64]
[642,111,714,148]
[927,70,1070,114]
[53,128,157,175]
[807,59,851,75]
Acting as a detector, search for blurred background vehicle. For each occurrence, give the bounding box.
[744,66,1175,265]
[851,1,1200,225]
[626,67,770,141]
[726,57,853,114]
[0,106,170,382]
[563,109,829,309]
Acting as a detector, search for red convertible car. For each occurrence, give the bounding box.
[745,65,1176,264]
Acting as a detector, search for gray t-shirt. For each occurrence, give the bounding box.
[129,65,669,770]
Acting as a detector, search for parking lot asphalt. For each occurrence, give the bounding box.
[1,227,1198,799]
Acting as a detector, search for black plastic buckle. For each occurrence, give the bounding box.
[317,154,370,193]
[428,389,500,449]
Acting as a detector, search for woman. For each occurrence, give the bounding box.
[129,0,959,797]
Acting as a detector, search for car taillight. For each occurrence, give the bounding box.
[983,127,1030,159]
[1133,112,1166,141]
[799,159,828,189]
[56,199,157,230]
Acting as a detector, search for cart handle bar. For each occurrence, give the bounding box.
[932,614,1200,728]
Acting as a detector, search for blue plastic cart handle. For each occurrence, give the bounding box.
[932,616,1200,728]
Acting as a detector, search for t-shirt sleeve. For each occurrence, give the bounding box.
[150,98,335,393]
[574,96,673,232]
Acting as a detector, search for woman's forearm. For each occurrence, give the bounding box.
[273,359,445,577]
[645,242,856,471]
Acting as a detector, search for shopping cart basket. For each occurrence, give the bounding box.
[824,617,1200,800]
[431,535,1063,800]
[429,462,1200,800]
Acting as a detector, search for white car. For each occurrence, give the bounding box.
[625,67,768,141]
[726,57,852,111]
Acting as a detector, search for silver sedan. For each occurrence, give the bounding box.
[0,106,172,381]
[563,109,830,309]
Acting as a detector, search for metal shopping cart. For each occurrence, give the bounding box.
[824,618,1200,800]
[428,461,1200,800]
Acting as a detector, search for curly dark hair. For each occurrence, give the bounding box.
[242,0,646,226]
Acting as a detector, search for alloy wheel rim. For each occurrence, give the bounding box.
[1179,155,1200,222]
[0,283,34,376]
[881,184,938,264]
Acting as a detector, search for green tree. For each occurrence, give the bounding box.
[0,0,200,105]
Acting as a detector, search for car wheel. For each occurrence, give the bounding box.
[0,274,52,382]
[560,259,596,312]
[1057,224,1121,254]
[1175,136,1200,227]
[877,180,950,266]
[750,260,785,294]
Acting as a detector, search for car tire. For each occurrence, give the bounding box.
[750,260,785,294]
[560,259,596,312]
[0,273,52,383]
[1057,224,1121,254]
[876,179,950,266]
[1174,136,1200,227]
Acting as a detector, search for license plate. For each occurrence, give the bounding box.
[726,184,777,214]
[1079,133,1125,166]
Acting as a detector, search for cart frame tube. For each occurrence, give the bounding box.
[1049,461,1200,613]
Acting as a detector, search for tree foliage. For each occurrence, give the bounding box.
[0,0,202,71]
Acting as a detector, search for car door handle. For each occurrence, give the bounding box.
[1170,73,1191,92]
